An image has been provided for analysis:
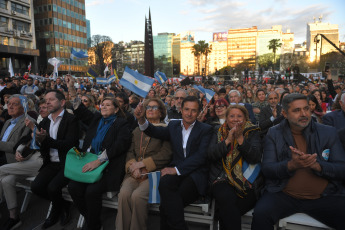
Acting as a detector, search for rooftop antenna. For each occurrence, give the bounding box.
[319,14,323,22]
[313,16,316,23]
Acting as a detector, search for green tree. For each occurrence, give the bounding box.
[268,39,282,70]
[200,41,212,76]
[191,43,202,75]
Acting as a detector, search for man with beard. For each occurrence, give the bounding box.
[252,94,345,230]
[30,90,79,229]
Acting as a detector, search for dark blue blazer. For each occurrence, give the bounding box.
[322,110,345,131]
[144,120,213,195]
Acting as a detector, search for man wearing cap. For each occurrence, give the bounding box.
[0,95,31,165]
[20,76,39,95]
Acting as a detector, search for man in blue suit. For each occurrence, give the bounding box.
[134,96,212,230]
[322,92,345,131]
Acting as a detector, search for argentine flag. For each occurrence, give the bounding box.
[179,74,187,80]
[119,66,154,98]
[70,48,88,61]
[193,85,215,103]
[154,71,167,84]
[242,161,260,184]
[148,171,161,204]
[108,75,116,84]
[96,78,108,85]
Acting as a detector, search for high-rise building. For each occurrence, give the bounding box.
[307,20,339,63]
[153,32,175,77]
[33,0,88,75]
[144,8,154,77]
[209,32,227,74]
[0,0,39,75]
[86,18,90,47]
[172,34,180,76]
[227,26,257,67]
[179,31,195,76]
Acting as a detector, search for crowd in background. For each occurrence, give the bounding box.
[0,70,345,230]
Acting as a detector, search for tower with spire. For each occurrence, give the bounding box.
[144,8,154,77]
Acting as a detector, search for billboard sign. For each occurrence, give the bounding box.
[213,32,227,42]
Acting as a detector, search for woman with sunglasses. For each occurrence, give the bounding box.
[65,76,132,230]
[116,98,172,230]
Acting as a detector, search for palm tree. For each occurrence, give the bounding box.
[268,39,282,70]
[191,44,201,75]
[201,42,212,76]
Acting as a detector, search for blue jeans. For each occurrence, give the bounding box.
[252,191,345,230]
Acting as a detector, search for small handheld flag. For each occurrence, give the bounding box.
[148,171,161,204]
[119,66,154,98]
[154,71,168,84]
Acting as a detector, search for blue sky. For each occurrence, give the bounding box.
[85,0,345,44]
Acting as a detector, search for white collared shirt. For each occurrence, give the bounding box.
[48,110,65,162]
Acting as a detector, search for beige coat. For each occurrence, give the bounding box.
[125,124,172,177]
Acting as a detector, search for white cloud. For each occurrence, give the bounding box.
[186,0,332,43]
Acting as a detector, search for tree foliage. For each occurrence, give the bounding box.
[191,40,212,76]
[89,35,113,74]
[268,39,282,70]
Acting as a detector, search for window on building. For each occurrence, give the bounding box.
[0,36,9,45]
[12,19,30,32]
[0,16,7,28]
[43,5,47,11]
[0,0,7,9]
[53,4,57,12]
[48,5,52,11]
[57,6,61,13]
[11,2,29,15]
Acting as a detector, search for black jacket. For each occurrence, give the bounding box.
[207,124,264,197]
[38,111,79,168]
[259,105,284,135]
[74,103,132,191]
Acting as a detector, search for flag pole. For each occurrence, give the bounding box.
[68,59,71,75]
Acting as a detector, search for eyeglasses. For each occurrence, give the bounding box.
[146,106,159,111]
[82,99,89,103]
[215,105,226,109]
[174,97,185,100]
[230,103,245,106]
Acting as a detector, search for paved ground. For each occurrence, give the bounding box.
[0,189,210,230]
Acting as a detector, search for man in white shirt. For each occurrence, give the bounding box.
[30,90,79,229]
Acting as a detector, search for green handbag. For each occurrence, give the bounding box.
[64,147,109,183]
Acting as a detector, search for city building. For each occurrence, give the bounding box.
[153,32,175,77]
[227,26,257,68]
[307,19,339,63]
[179,31,195,76]
[208,32,227,74]
[86,18,90,47]
[0,0,39,75]
[123,40,145,74]
[33,0,88,75]
[171,34,180,76]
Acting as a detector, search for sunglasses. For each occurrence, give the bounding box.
[146,106,159,111]
[174,97,185,100]
[82,99,89,103]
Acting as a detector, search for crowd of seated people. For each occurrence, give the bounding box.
[0,70,344,230]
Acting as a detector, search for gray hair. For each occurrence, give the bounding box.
[281,93,307,112]
[175,89,187,97]
[228,90,241,97]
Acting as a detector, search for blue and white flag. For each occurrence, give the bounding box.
[179,74,187,80]
[119,66,154,98]
[148,171,161,204]
[154,71,167,84]
[70,48,88,61]
[242,162,260,184]
[30,126,40,150]
[96,78,108,85]
[108,75,116,84]
[193,85,215,103]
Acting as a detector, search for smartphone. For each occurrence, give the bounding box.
[324,62,330,72]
